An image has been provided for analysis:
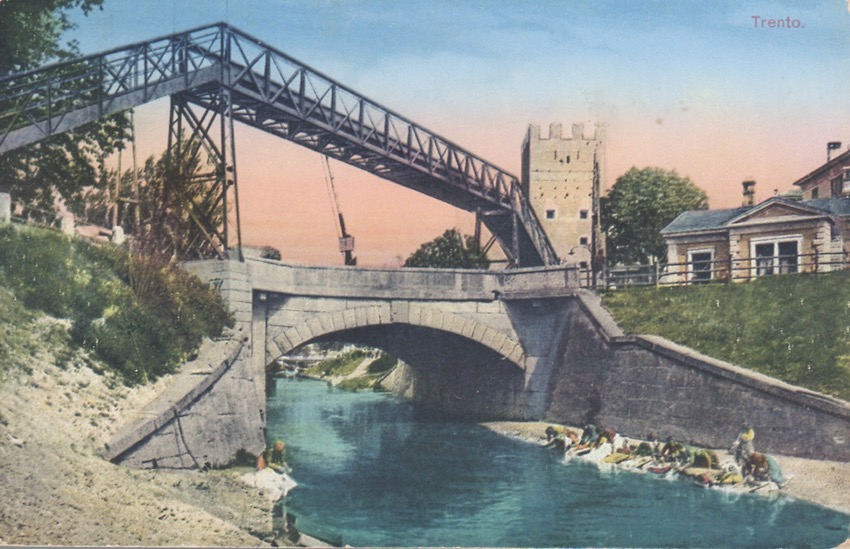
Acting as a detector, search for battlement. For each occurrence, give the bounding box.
[524,122,605,146]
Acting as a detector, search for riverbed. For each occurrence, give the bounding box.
[267,376,850,547]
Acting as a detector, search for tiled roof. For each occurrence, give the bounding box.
[804,197,850,216]
[661,196,850,235]
[660,207,751,234]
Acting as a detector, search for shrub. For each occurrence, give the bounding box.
[367,351,398,374]
[0,225,232,385]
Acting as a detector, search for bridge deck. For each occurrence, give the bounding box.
[0,23,557,266]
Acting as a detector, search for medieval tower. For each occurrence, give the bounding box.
[521,122,605,267]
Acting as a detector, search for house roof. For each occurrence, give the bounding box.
[792,147,850,189]
[660,206,751,234]
[661,196,850,235]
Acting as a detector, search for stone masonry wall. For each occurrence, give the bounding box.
[105,333,266,469]
[545,291,850,461]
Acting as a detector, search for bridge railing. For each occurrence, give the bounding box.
[0,24,226,152]
[0,23,558,266]
[221,25,518,208]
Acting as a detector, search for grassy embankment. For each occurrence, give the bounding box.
[0,224,232,385]
[303,348,398,390]
[602,271,850,401]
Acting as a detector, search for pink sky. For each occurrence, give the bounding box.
[81,1,850,267]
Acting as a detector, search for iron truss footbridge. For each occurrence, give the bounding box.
[0,23,558,267]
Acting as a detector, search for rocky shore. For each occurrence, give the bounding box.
[482,421,850,521]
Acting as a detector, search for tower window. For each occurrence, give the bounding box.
[545,209,556,220]
[579,209,589,220]
[579,236,589,246]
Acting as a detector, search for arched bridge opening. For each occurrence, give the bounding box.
[266,303,528,419]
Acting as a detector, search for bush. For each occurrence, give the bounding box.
[367,351,398,374]
[0,225,232,385]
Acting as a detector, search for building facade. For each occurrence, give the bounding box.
[521,122,605,267]
[662,196,850,284]
[662,144,850,284]
[793,145,850,200]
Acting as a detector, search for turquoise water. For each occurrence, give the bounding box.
[266,377,850,548]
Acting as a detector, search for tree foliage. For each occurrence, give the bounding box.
[0,0,130,222]
[403,228,489,269]
[0,0,105,75]
[84,139,225,261]
[601,167,708,265]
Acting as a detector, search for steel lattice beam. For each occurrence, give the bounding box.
[0,23,557,267]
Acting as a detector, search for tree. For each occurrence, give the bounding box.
[0,0,105,75]
[403,228,489,269]
[0,0,130,222]
[85,139,227,261]
[601,167,708,265]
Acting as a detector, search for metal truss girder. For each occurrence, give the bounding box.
[0,23,557,266]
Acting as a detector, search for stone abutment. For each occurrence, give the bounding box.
[106,258,850,466]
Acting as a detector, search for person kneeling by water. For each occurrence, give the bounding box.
[258,440,292,474]
[744,452,787,488]
[545,425,577,452]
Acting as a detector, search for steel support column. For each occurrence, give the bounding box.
[167,89,242,260]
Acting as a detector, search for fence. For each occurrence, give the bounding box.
[579,250,850,289]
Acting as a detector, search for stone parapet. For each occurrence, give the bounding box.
[246,258,578,301]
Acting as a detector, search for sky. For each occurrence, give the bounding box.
[66,0,850,266]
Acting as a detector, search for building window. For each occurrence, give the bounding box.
[751,237,800,277]
[811,187,819,199]
[579,209,589,220]
[687,249,714,283]
[831,176,843,197]
[579,236,589,246]
[545,209,556,220]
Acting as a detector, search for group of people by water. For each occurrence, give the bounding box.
[544,422,788,492]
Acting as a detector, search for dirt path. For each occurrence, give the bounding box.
[0,328,280,546]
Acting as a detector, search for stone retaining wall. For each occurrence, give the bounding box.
[544,291,850,461]
[104,330,266,469]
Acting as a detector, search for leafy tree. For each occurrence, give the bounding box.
[403,228,489,269]
[601,167,708,265]
[0,0,130,222]
[0,0,105,75]
[85,139,226,261]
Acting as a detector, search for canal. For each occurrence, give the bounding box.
[266,376,850,547]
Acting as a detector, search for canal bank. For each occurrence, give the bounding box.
[0,332,279,546]
[267,376,850,547]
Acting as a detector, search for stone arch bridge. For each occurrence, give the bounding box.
[194,257,581,419]
[105,259,850,469]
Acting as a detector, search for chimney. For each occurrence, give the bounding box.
[828,141,842,162]
[742,180,756,207]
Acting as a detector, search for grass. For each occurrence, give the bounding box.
[0,225,232,385]
[304,349,368,378]
[601,271,850,401]
[305,349,398,391]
